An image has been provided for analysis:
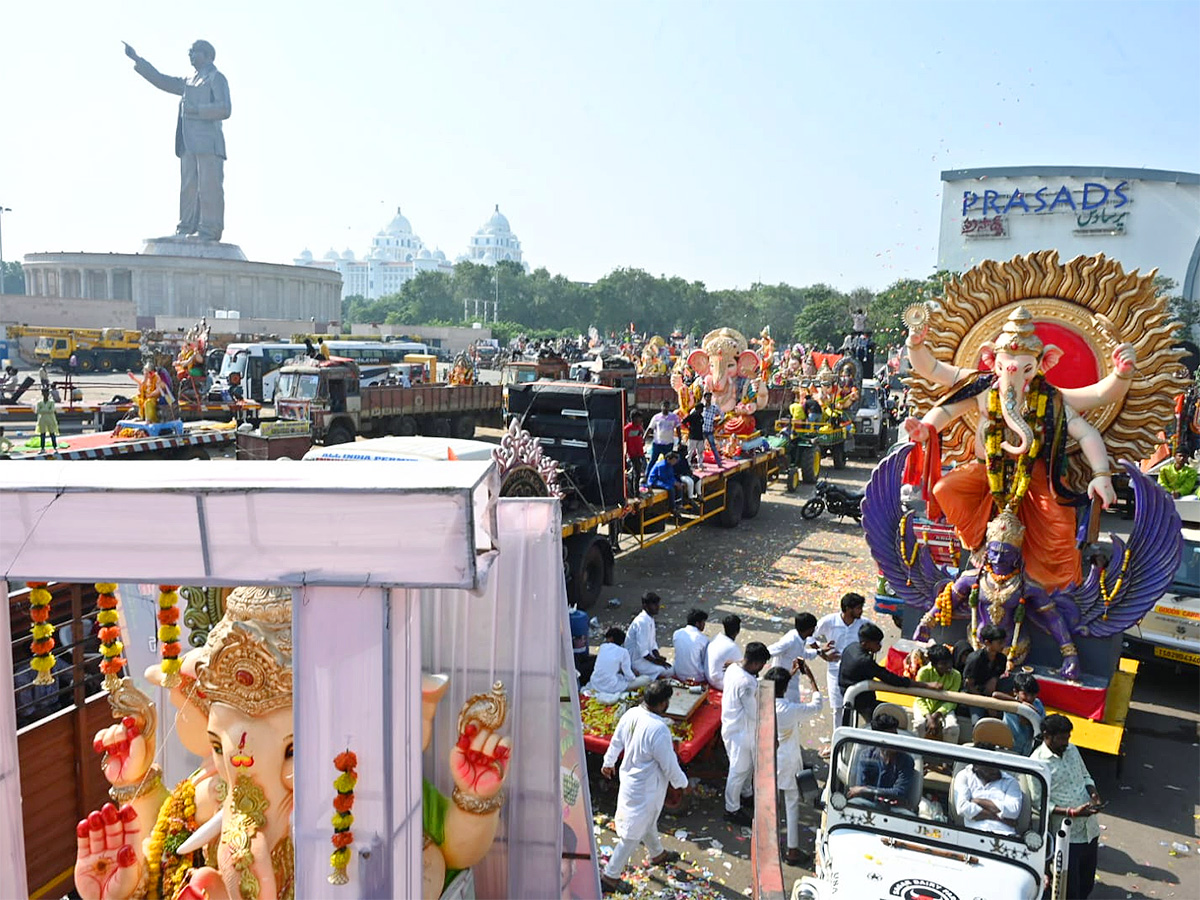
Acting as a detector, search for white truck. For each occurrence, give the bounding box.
[1123,524,1200,669]
[791,683,1066,900]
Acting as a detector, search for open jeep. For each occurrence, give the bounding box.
[791,682,1074,900]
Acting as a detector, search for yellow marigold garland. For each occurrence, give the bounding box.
[329,750,357,885]
[1098,547,1131,621]
[27,582,56,686]
[157,585,182,687]
[145,778,199,899]
[932,583,954,627]
[95,583,126,692]
[985,381,1048,512]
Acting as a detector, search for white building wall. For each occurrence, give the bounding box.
[937,167,1200,303]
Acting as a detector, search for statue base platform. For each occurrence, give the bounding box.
[142,236,248,261]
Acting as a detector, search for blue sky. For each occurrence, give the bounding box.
[1,0,1196,292]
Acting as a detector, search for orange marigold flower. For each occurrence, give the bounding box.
[331,831,355,849]
[97,595,119,609]
[332,794,354,813]
[334,751,358,771]
[31,638,56,655]
[30,607,51,623]
[162,642,182,657]
[158,607,180,625]
[99,627,121,643]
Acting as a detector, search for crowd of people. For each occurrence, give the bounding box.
[586,589,1105,898]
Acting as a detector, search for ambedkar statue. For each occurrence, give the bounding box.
[124,40,231,242]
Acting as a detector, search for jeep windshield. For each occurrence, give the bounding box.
[828,731,1047,855]
[1175,537,1199,594]
[859,386,878,406]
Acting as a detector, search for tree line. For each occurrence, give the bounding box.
[342,260,960,348]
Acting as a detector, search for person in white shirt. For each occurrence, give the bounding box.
[952,751,1024,835]
[813,593,869,728]
[624,592,674,679]
[720,642,771,826]
[671,608,709,683]
[767,612,835,702]
[587,627,652,698]
[600,681,688,893]
[764,660,824,865]
[706,614,744,690]
[646,400,682,473]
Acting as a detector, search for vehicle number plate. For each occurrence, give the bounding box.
[1154,646,1200,666]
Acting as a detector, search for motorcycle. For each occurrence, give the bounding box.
[801,480,864,522]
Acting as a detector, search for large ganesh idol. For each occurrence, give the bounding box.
[672,327,766,436]
[864,252,1187,677]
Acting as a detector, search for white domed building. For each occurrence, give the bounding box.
[296,204,527,300]
[295,207,454,300]
[460,205,526,268]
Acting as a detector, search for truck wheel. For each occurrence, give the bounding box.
[801,497,825,520]
[786,467,801,493]
[397,415,418,436]
[432,418,452,437]
[832,443,847,469]
[454,415,476,439]
[566,537,605,611]
[743,475,763,518]
[324,423,355,445]
[798,447,821,484]
[98,356,114,372]
[79,355,96,373]
[718,480,745,528]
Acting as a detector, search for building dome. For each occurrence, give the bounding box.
[342,248,356,260]
[299,248,313,262]
[417,247,432,259]
[432,249,447,261]
[384,206,412,235]
[481,204,510,234]
[323,248,340,261]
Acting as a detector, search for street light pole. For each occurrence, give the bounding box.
[0,206,10,296]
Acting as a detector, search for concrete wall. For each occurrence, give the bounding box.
[341,323,492,352]
[1,295,138,329]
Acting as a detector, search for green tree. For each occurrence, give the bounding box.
[870,271,955,346]
[1155,276,1200,343]
[1,261,24,294]
[791,284,849,348]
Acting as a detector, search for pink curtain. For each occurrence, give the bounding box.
[0,581,28,900]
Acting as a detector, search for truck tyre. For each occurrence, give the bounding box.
[743,475,763,518]
[801,497,826,520]
[798,446,821,484]
[431,418,452,437]
[397,415,418,436]
[832,443,847,469]
[78,354,96,373]
[98,356,114,372]
[566,536,605,611]
[786,467,801,493]
[454,415,476,439]
[324,422,355,446]
[718,480,745,528]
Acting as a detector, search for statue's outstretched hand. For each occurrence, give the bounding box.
[903,417,930,443]
[451,724,512,802]
[94,716,150,787]
[1112,343,1136,376]
[122,42,138,61]
[74,803,140,900]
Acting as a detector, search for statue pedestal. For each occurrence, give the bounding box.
[142,236,248,262]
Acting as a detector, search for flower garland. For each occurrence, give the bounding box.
[328,750,357,885]
[1098,547,1131,621]
[985,380,1049,511]
[145,778,198,900]
[157,585,182,687]
[967,584,979,644]
[27,583,56,686]
[932,583,954,627]
[95,583,126,692]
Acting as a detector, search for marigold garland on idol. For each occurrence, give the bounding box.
[95,582,127,692]
[27,582,57,685]
[157,585,183,688]
[328,750,358,885]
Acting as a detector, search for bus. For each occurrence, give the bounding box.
[215,340,428,402]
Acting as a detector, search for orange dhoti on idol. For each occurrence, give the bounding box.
[934,459,1082,591]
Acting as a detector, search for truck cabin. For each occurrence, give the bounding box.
[501,356,569,385]
[276,358,359,412]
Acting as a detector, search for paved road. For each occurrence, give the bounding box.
[582,457,1199,899]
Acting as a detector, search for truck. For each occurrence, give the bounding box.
[6,325,143,373]
[505,381,787,609]
[850,376,893,457]
[1122,524,1200,668]
[273,356,502,445]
